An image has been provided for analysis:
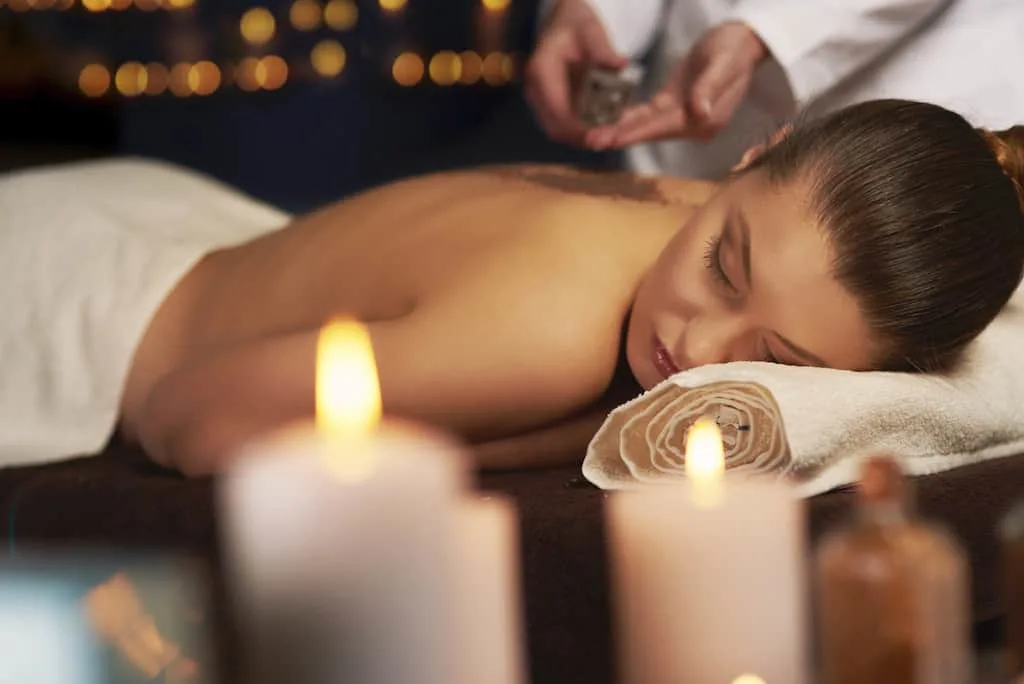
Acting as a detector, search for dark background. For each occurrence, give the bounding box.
[0,0,620,212]
[0,5,1016,681]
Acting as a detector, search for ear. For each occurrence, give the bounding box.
[730,123,793,172]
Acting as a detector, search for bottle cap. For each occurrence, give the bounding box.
[857,454,907,506]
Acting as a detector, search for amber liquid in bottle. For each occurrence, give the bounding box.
[815,455,972,684]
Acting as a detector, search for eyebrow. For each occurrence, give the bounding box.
[733,206,829,368]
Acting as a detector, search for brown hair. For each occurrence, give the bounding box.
[747,100,1024,371]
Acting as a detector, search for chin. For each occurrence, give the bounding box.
[624,341,660,390]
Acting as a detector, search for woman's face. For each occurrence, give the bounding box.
[627,170,877,389]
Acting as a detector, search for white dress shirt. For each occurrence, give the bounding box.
[541,0,1024,178]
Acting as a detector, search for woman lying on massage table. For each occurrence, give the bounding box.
[121,99,1024,476]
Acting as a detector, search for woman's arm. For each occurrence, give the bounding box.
[134,284,608,476]
[133,328,320,477]
[471,403,619,471]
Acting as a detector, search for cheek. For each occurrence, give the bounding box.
[649,227,713,313]
[820,314,878,370]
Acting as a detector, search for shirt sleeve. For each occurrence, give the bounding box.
[729,0,952,108]
[536,0,665,60]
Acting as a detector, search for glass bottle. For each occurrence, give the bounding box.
[1002,498,1024,683]
[815,454,972,684]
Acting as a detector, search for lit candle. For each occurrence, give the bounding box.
[221,319,472,684]
[607,416,809,684]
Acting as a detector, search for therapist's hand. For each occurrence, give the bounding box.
[525,0,629,146]
[588,21,767,149]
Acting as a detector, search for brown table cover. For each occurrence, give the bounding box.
[1,440,1020,684]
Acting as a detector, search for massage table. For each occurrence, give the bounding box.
[1,440,1020,684]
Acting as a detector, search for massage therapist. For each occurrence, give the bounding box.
[525,0,1024,178]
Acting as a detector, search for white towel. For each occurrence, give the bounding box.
[0,158,291,467]
[584,285,1024,498]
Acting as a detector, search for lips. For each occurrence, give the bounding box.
[651,335,682,380]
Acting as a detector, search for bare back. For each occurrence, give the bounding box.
[122,165,715,466]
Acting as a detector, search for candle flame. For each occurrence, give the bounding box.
[685,416,725,508]
[315,319,382,476]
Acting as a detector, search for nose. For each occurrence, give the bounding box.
[678,315,742,367]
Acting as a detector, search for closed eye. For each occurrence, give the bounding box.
[703,235,737,295]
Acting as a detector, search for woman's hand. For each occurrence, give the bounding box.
[471,406,614,471]
[525,0,630,147]
[587,21,767,149]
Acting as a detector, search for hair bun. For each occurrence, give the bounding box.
[978,126,1024,213]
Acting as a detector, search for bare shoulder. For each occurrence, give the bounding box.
[429,216,632,341]
[468,214,638,336]
[384,224,634,433]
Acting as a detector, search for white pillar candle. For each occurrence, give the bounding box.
[221,319,471,684]
[607,417,809,684]
[223,424,469,684]
[453,495,527,684]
